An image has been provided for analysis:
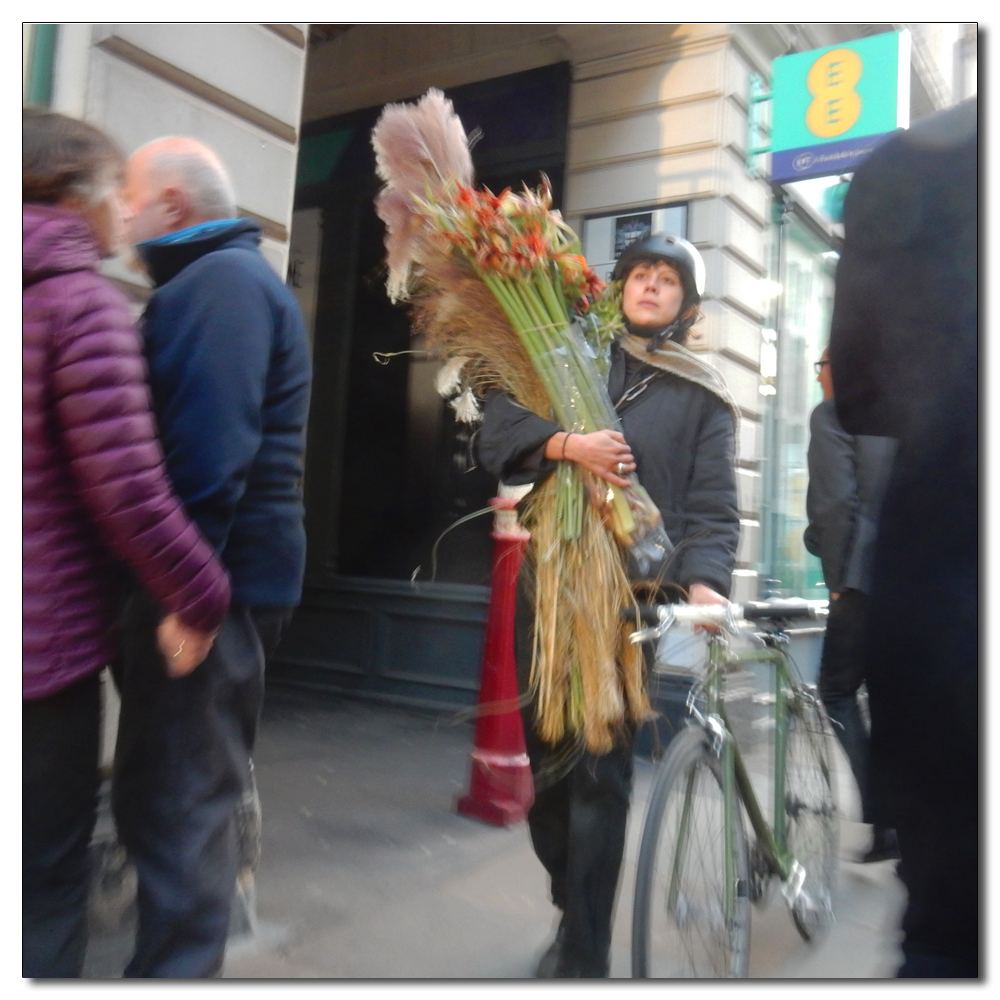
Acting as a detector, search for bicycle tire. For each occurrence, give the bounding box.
[632,724,751,978]
[783,688,839,941]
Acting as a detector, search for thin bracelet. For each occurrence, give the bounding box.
[561,432,574,459]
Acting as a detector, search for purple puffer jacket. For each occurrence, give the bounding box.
[23,204,231,699]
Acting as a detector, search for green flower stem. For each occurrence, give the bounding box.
[526,271,637,540]
[482,272,585,541]
[507,278,589,541]
[519,281,595,433]
[536,276,639,537]
[531,271,608,427]
[480,267,636,541]
[556,461,582,540]
[482,274,562,408]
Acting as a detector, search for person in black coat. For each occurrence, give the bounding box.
[828,97,977,977]
[477,235,739,977]
[804,347,897,862]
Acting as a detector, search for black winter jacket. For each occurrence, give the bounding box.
[828,98,977,827]
[476,341,740,597]
[804,398,896,596]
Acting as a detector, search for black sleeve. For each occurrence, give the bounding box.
[804,401,857,594]
[829,135,906,439]
[673,396,740,598]
[475,391,562,485]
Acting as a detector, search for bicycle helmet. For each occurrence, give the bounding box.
[612,233,707,347]
[613,233,705,302]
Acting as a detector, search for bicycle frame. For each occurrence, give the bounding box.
[690,631,801,887]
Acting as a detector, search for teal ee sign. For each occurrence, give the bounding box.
[770,31,910,184]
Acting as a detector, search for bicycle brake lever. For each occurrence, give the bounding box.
[629,604,675,644]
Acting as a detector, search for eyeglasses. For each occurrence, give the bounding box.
[813,360,830,374]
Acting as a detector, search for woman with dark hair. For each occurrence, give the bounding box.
[22,108,231,977]
[477,234,740,977]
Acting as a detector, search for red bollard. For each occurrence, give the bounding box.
[456,494,534,826]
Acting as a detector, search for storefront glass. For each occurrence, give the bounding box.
[761,213,837,598]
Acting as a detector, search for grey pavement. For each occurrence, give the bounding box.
[84,686,907,979]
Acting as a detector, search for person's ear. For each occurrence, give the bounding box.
[161,185,190,227]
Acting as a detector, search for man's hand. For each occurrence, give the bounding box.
[688,582,728,606]
[156,614,217,678]
[545,430,636,488]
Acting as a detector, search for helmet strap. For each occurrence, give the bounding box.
[647,320,686,352]
[624,314,695,353]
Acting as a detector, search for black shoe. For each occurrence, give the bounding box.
[860,826,900,864]
[535,919,565,978]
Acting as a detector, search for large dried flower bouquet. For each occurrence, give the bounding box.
[371,89,672,752]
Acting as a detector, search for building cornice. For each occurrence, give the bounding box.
[95,32,298,144]
[562,26,731,83]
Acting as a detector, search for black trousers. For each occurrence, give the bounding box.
[863,487,978,977]
[514,579,635,978]
[817,589,873,823]
[23,672,103,978]
[111,594,289,978]
[895,805,978,977]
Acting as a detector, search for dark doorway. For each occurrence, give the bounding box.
[297,62,571,587]
[272,60,571,709]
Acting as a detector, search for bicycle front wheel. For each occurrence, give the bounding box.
[632,724,750,978]
[784,689,838,941]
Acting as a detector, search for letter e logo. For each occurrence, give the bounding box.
[805,48,862,138]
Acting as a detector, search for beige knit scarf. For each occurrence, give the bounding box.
[617,330,741,428]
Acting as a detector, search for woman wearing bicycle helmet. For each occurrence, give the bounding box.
[477,233,740,977]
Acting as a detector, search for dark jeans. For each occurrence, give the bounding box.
[817,589,873,823]
[514,579,635,978]
[111,594,290,978]
[23,672,102,978]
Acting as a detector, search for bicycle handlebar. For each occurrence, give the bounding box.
[734,599,828,624]
[625,598,828,644]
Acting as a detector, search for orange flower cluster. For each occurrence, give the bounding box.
[423,177,604,312]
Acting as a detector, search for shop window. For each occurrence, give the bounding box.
[763,216,836,598]
[582,204,689,283]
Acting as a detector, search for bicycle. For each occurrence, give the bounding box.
[628,598,838,978]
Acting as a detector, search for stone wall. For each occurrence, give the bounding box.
[561,26,770,600]
[47,23,309,285]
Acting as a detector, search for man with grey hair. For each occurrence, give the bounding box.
[124,137,237,239]
[114,137,310,977]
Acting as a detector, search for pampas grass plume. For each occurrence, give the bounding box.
[372,89,474,301]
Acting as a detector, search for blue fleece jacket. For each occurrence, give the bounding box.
[137,219,311,608]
